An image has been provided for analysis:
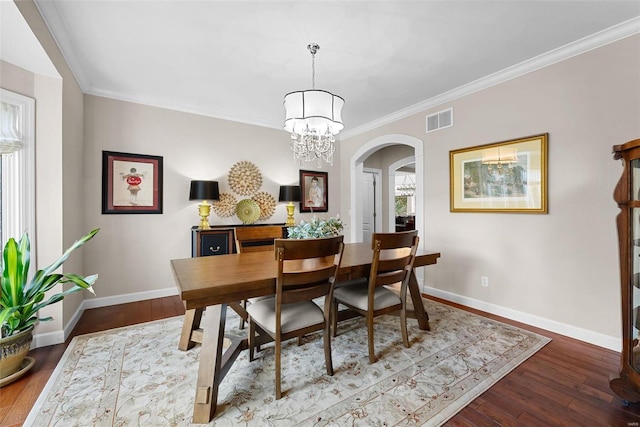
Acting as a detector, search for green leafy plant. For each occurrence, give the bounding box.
[0,229,99,338]
[287,216,344,239]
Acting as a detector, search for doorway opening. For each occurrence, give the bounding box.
[349,134,424,248]
[390,157,416,233]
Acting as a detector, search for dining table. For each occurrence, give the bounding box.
[170,242,441,423]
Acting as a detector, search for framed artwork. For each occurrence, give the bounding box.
[102,151,163,214]
[299,169,328,212]
[450,133,548,213]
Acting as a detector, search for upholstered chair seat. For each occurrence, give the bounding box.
[333,281,401,311]
[247,299,325,334]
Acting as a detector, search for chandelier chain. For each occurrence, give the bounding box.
[307,43,319,89]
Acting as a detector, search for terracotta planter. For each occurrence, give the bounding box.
[0,326,33,382]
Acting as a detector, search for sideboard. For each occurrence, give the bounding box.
[191,224,287,257]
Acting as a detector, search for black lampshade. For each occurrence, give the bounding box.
[189,180,219,201]
[279,185,301,202]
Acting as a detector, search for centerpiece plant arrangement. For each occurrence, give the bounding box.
[0,228,100,385]
[287,215,344,239]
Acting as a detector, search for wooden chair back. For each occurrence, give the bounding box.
[234,225,284,253]
[369,230,419,292]
[274,235,345,306]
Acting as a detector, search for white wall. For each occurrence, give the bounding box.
[340,34,640,350]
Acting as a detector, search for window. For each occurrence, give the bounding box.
[0,89,35,250]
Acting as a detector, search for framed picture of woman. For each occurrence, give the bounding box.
[299,169,328,212]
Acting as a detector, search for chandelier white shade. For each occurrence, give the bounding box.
[283,90,344,135]
[284,43,344,166]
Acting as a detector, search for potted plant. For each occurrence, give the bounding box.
[286,215,344,239]
[0,228,99,385]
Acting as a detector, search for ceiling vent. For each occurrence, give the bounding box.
[426,108,453,133]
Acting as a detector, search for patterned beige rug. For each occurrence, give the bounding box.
[25,299,550,426]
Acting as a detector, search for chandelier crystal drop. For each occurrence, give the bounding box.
[284,43,344,167]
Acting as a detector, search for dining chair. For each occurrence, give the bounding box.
[235,225,285,329]
[246,235,345,400]
[234,225,284,253]
[331,230,419,364]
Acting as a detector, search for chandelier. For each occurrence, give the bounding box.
[284,43,344,167]
[396,174,416,197]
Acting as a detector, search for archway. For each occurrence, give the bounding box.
[349,134,424,247]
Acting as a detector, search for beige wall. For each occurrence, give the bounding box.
[340,34,640,349]
[82,95,341,299]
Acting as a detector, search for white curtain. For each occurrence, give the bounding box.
[0,101,23,154]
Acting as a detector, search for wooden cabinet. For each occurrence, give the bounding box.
[191,227,234,257]
[191,224,287,257]
[611,138,640,404]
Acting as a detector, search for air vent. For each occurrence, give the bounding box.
[426,108,453,133]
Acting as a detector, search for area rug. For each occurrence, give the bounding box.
[25,298,550,426]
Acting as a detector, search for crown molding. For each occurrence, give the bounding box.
[341,16,640,140]
[34,0,89,90]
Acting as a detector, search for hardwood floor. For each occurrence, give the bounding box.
[1,295,639,426]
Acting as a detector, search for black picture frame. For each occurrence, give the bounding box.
[299,169,328,213]
[102,151,163,214]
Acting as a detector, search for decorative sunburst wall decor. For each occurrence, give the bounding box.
[228,161,262,196]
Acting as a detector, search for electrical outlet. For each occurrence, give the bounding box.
[481,276,489,287]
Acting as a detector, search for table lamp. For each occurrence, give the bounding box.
[279,185,301,227]
[189,180,220,230]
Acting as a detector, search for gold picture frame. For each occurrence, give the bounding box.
[450,133,548,213]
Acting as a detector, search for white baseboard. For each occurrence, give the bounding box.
[423,286,621,352]
[81,287,179,310]
[31,329,64,349]
[31,287,179,349]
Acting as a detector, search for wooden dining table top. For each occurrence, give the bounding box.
[171,242,441,310]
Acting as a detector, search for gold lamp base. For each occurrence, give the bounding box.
[197,202,212,230]
[285,202,296,227]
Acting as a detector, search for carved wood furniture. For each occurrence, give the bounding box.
[611,138,640,404]
[234,225,284,253]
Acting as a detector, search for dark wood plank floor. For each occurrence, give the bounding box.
[1,295,639,426]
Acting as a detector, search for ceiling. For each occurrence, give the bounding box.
[7,1,640,138]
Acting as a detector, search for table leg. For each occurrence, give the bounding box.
[192,304,227,424]
[407,270,430,331]
[179,308,203,351]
